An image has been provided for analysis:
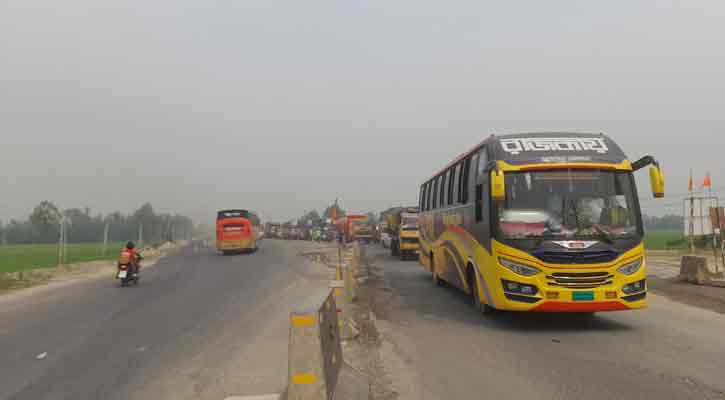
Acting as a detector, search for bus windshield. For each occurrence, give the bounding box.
[496,169,641,240]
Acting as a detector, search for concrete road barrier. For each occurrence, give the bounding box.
[679,255,725,287]
[288,290,343,400]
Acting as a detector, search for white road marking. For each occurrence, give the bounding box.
[36,352,48,360]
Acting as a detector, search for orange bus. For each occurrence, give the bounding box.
[216,209,261,254]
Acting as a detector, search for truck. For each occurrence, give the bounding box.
[386,206,420,260]
[336,214,373,243]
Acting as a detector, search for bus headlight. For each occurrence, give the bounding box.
[617,258,643,276]
[499,258,540,277]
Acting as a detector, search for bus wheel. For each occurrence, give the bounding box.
[469,267,494,315]
[432,253,443,286]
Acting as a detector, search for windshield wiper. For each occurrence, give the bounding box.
[591,225,614,244]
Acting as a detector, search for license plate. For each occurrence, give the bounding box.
[117,271,128,279]
[572,291,594,301]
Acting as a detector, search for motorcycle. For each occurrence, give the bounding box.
[117,253,143,287]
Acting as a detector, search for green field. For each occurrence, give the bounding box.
[644,230,685,250]
[0,242,125,274]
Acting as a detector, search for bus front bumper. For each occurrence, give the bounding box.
[494,279,647,312]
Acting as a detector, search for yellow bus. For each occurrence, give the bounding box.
[418,133,664,313]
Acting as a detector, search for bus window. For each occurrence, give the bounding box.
[470,153,479,196]
[449,163,462,204]
[446,165,456,205]
[438,171,448,208]
[477,147,489,178]
[460,158,471,203]
[432,177,439,209]
[424,182,430,211]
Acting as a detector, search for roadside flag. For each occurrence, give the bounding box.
[688,172,694,192]
[702,173,712,189]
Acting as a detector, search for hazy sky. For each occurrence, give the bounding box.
[2,1,724,223]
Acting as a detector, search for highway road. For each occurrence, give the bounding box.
[0,240,329,400]
[365,246,725,400]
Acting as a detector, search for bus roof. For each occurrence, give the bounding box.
[217,209,259,221]
[426,132,627,182]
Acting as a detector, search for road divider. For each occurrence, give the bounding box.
[288,289,343,400]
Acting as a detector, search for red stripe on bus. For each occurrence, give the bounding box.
[532,301,630,312]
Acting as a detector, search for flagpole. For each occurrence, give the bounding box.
[707,174,718,270]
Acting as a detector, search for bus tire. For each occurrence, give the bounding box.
[432,253,443,286]
[469,266,494,315]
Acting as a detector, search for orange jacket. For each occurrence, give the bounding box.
[119,248,138,266]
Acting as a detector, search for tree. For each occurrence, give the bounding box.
[298,210,322,227]
[29,201,61,243]
[644,214,684,231]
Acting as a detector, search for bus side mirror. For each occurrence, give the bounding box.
[649,166,665,198]
[490,170,505,201]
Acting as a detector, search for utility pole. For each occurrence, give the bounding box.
[57,219,63,266]
[689,195,695,254]
[103,221,110,256]
[138,223,143,248]
[57,216,69,266]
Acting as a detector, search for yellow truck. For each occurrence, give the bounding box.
[387,207,420,260]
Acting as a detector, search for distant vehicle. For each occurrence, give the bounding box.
[321,225,335,242]
[265,222,282,239]
[216,209,261,254]
[381,232,392,248]
[336,214,373,242]
[290,226,301,240]
[117,250,143,287]
[419,133,665,313]
[387,207,420,260]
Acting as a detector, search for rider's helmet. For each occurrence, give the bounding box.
[126,241,135,250]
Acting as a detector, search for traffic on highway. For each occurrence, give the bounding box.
[3,2,725,400]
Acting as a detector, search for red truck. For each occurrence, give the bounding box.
[335,214,372,243]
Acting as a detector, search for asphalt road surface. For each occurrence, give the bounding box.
[367,246,725,400]
[0,240,328,400]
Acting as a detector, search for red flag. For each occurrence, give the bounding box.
[703,173,712,189]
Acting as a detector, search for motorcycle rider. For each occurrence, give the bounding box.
[119,241,141,276]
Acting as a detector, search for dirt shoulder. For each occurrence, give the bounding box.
[646,249,725,314]
[649,277,725,314]
[0,241,186,296]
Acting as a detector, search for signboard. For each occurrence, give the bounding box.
[492,133,628,165]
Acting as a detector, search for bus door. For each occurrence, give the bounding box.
[471,146,492,252]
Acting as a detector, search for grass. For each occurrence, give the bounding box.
[0,242,126,274]
[644,230,686,250]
